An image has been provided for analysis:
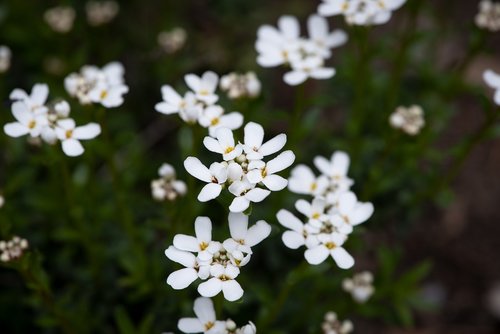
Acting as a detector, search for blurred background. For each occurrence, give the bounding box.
[1,0,500,333]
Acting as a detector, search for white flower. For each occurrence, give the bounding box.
[184,158,228,202]
[228,179,271,213]
[342,271,375,303]
[246,150,296,191]
[197,263,243,301]
[198,105,244,137]
[276,209,319,250]
[288,164,330,196]
[284,56,335,86]
[44,6,75,33]
[237,322,257,334]
[389,105,425,135]
[314,151,354,191]
[223,213,271,255]
[322,311,353,334]
[88,82,129,108]
[304,232,354,268]
[10,83,49,113]
[4,101,49,138]
[307,14,348,58]
[55,119,101,157]
[185,71,219,105]
[318,0,406,26]
[0,194,4,208]
[0,236,29,263]
[155,85,202,123]
[295,197,329,228]
[220,72,261,99]
[329,192,374,234]
[203,127,243,161]
[158,27,187,54]
[173,217,220,261]
[0,46,12,73]
[178,297,226,334]
[243,122,287,160]
[476,0,500,32]
[152,163,187,201]
[484,69,500,106]
[86,1,120,26]
[165,246,208,290]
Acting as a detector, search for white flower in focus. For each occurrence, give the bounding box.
[476,0,500,31]
[321,311,353,334]
[329,192,374,235]
[0,46,12,73]
[389,105,425,135]
[165,246,208,290]
[223,213,272,255]
[10,83,49,113]
[0,236,29,263]
[342,271,375,303]
[55,119,101,157]
[184,158,228,202]
[276,209,319,250]
[86,1,120,26]
[44,6,76,33]
[158,28,187,54]
[203,128,243,161]
[314,151,354,192]
[305,232,354,268]
[185,71,219,105]
[178,297,226,334]
[198,105,244,137]
[484,69,500,106]
[197,263,243,301]
[173,217,220,262]
[295,197,329,228]
[4,101,49,138]
[246,150,296,191]
[155,86,202,123]
[220,72,261,99]
[318,0,406,26]
[228,178,271,213]
[288,164,330,196]
[243,122,287,161]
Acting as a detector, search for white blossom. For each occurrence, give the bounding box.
[484,69,500,106]
[44,6,76,33]
[151,163,187,201]
[321,311,353,334]
[0,236,29,263]
[389,105,425,135]
[0,46,12,73]
[86,1,120,26]
[220,72,261,99]
[342,271,375,303]
[55,119,101,157]
[318,0,406,26]
[158,28,187,54]
[476,0,500,31]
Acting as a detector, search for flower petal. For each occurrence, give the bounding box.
[228,213,249,241]
[331,247,355,269]
[184,157,212,182]
[62,139,84,157]
[198,278,223,297]
[167,268,198,289]
[304,245,329,265]
[222,280,244,301]
[198,183,222,202]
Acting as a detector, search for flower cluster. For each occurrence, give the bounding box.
[220,72,261,100]
[44,6,76,33]
[256,14,347,86]
[0,46,12,73]
[175,297,256,334]
[184,122,295,213]
[318,0,406,26]
[165,213,271,301]
[86,1,120,26]
[155,71,244,135]
[476,0,500,32]
[3,84,101,156]
[342,271,375,303]
[484,69,500,106]
[151,163,187,201]
[389,105,425,135]
[0,236,29,263]
[64,61,129,108]
[158,28,187,54]
[321,311,353,334]
[277,151,373,269]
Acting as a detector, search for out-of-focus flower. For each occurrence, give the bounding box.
[342,271,375,303]
[158,28,187,54]
[318,0,406,26]
[151,163,187,201]
[44,6,76,33]
[256,15,347,86]
[86,1,119,26]
[166,214,270,301]
[0,236,29,263]
[0,194,4,208]
[321,311,353,334]
[10,83,49,113]
[389,105,425,135]
[486,281,500,319]
[476,0,500,31]
[0,45,11,73]
[55,119,101,157]
[65,62,129,107]
[220,72,261,99]
[484,69,500,106]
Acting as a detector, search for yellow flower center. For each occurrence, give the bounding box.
[65,130,73,139]
[310,182,317,191]
[28,120,36,129]
[100,90,108,100]
[312,213,320,220]
[261,168,267,178]
[211,118,219,126]
[325,242,337,250]
[205,322,214,330]
[224,146,235,154]
[199,242,209,251]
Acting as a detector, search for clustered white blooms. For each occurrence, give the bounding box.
[0,46,12,73]
[321,311,353,334]
[476,0,500,31]
[256,14,347,86]
[3,84,101,156]
[165,213,271,301]
[277,151,373,269]
[64,62,129,108]
[158,28,187,54]
[342,271,375,303]
[155,71,244,135]
[317,0,406,26]
[44,6,76,33]
[0,236,29,263]
[151,163,187,201]
[484,69,500,106]
[184,122,295,213]
[389,105,425,135]
[175,297,256,334]
[85,1,120,26]
[220,72,261,99]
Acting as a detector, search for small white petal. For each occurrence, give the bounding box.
[62,139,84,157]
[282,231,305,249]
[198,183,222,202]
[222,280,244,301]
[198,278,223,297]
[304,245,330,265]
[167,268,198,289]
[178,318,204,333]
[184,157,213,182]
[331,247,355,269]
